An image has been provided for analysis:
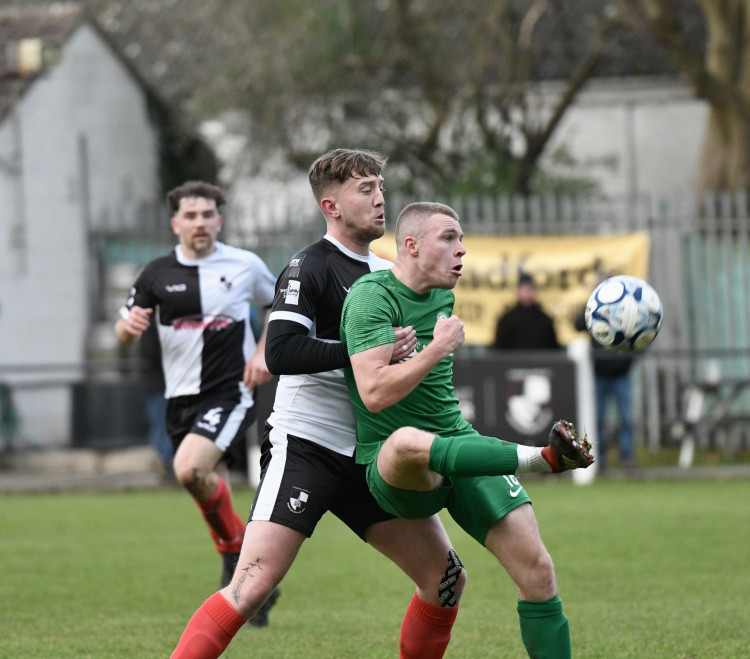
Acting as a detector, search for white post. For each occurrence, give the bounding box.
[246,422,262,489]
[567,339,597,485]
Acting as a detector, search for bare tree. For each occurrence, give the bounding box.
[18,0,744,197]
[377,0,613,195]
[81,0,614,196]
[226,0,616,196]
[30,0,640,195]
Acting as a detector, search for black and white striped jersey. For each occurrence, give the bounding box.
[121,242,276,402]
[265,234,391,456]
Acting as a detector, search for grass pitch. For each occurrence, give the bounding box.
[2,477,748,658]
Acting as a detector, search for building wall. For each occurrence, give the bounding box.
[0,23,160,446]
[546,76,709,199]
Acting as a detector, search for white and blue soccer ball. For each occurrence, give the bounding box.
[585,275,663,352]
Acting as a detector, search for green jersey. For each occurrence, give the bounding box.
[340,269,471,464]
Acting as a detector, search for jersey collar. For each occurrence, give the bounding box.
[323,234,374,263]
[174,241,224,266]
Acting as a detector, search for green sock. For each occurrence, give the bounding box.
[517,596,571,659]
[428,434,519,477]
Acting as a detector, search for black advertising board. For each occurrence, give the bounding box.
[452,351,577,446]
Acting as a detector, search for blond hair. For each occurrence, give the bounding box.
[395,202,460,253]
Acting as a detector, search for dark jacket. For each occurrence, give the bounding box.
[493,304,560,350]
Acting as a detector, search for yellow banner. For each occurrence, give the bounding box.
[371,233,652,345]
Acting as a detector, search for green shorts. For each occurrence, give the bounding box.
[365,456,532,545]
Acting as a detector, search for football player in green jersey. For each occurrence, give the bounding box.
[341,201,593,659]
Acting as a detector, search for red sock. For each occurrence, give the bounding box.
[171,592,245,659]
[399,592,458,659]
[540,445,561,472]
[197,477,245,553]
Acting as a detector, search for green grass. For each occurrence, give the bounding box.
[613,445,750,468]
[2,478,749,658]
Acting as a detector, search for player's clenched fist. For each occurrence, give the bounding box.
[432,315,464,356]
[123,306,153,337]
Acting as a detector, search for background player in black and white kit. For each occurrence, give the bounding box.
[115,181,278,609]
[172,151,467,659]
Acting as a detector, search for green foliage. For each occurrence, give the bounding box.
[422,146,602,198]
[2,479,749,658]
[428,152,521,197]
[529,144,611,196]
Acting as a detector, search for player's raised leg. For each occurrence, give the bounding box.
[377,420,593,493]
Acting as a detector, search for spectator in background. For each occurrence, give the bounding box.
[575,297,636,471]
[0,382,20,451]
[138,321,173,474]
[492,272,560,350]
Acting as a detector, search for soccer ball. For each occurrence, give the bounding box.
[584,275,663,352]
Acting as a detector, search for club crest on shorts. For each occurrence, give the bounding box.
[287,487,310,514]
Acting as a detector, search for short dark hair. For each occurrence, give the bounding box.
[166,181,226,212]
[308,149,387,202]
[518,272,535,286]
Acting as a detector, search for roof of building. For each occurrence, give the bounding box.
[0,3,79,120]
[0,2,218,195]
[0,2,165,124]
[0,1,81,45]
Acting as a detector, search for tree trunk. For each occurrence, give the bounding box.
[697,105,750,193]
[629,0,750,194]
[696,0,750,193]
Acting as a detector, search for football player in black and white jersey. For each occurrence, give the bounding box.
[115,181,278,610]
[172,152,466,658]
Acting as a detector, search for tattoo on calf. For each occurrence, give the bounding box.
[231,557,265,604]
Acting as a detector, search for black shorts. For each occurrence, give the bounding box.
[249,423,394,540]
[166,393,256,468]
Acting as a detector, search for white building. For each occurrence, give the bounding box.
[0,4,169,447]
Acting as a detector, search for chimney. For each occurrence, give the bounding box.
[17,38,43,75]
